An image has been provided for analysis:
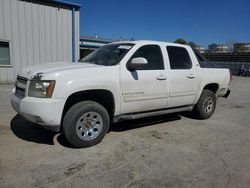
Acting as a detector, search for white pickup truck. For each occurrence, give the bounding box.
[11,40,231,147]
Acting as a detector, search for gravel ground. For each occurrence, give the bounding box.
[0,76,250,188]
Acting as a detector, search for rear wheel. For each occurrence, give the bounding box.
[63,101,110,148]
[193,89,216,119]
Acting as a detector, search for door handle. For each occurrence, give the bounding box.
[156,76,167,80]
[187,74,196,79]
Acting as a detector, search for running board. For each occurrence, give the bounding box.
[113,106,193,122]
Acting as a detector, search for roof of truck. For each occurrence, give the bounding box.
[112,40,190,48]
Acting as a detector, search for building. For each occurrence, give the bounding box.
[208,44,230,53]
[234,43,250,53]
[79,35,133,59]
[79,35,116,59]
[194,45,206,54]
[0,0,81,84]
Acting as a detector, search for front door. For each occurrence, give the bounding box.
[120,44,168,114]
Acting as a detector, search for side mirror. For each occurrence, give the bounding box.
[127,57,148,71]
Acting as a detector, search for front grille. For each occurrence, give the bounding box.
[16,87,25,97]
[17,76,27,85]
[15,76,28,98]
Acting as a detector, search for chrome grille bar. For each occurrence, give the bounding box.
[15,76,28,98]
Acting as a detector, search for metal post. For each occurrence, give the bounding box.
[72,7,76,62]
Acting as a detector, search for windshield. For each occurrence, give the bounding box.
[80,43,134,66]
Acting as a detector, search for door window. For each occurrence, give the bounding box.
[130,45,164,70]
[167,46,192,69]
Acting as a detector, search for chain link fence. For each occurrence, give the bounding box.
[212,62,250,75]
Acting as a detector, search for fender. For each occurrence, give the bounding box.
[55,81,120,115]
[193,68,230,104]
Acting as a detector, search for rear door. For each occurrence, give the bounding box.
[166,46,198,107]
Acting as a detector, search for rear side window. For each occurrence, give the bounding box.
[130,45,164,70]
[193,48,215,68]
[167,46,192,69]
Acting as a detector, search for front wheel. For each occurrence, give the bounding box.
[63,101,110,148]
[193,89,216,119]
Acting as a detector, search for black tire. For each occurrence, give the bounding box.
[63,101,110,148]
[193,89,216,119]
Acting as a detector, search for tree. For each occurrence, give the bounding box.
[187,41,197,48]
[174,38,187,44]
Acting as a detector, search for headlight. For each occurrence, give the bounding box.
[28,80,56,98]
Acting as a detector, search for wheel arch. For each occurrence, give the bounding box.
[203,83,219,94]
[194,82,220,105]
[61,89,115,130]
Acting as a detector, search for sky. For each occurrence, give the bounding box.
[69,0,250,47]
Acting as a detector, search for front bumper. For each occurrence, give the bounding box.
[10,92,65,132]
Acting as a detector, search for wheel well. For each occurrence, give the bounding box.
[61,90,115,127]
[203,83,219,93]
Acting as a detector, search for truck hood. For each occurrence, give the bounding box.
[18,62,101,79]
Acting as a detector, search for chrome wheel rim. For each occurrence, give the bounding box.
[203,96,214,114]
[76,112,103,141]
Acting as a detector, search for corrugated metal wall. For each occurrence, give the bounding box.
[0,0,80,84]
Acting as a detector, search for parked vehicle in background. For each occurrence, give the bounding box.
[238,65,250,77]
[11,40,231,147]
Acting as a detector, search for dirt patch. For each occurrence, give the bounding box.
[64,162,86,176]
[149,130,163,140]
[234,105,244,109]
